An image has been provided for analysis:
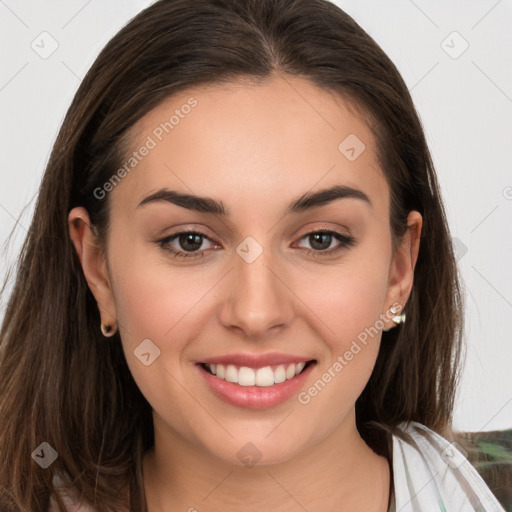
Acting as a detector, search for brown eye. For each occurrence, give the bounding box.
[176,233,204,252]
[157,230,218,259]
[308,232,335,251]
[296,230,356,255]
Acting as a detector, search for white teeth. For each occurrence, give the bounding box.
[216,364,225,379]
[255,366,274,387]
[285,364,296,380]
[274,365,286,384]
[204,361,310,387]
[225,364,238,383]
[238,367,255,386]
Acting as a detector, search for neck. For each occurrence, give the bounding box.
[142,408,391,512]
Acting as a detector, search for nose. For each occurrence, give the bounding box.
[219,240,294,339]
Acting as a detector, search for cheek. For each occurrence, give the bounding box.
[107,242,219,387]
[111,264,174,342]
[297,256,390,348]
[109,241,204,339]
[291,247,390,400]
[108,247,205,426]
[293,265,388,429]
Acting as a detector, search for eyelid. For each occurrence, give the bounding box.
[295,223,352,238]
[157,225,217,243]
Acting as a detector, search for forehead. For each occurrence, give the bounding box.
[114,74,387,216]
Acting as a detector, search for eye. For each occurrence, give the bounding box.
[295,229,356,256]
[156,227,356,261]
[157,230,219,259]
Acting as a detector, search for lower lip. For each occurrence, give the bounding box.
[197,362,316,409]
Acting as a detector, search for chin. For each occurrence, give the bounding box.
[200,432,308,469]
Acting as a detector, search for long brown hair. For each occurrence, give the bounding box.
[0,0,465,510]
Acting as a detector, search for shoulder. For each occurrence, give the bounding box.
[390,421,506,512]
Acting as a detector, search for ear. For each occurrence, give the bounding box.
[68,207,117,330]
[383,210,422,325]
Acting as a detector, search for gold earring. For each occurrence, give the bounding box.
[100,321,116,337]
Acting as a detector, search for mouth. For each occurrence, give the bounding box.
[195,357,317,409]
[198,360,316,387]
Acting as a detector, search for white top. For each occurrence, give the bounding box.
[390,421,505,511]
[49,421,506,511]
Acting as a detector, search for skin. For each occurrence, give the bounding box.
[69,73,422,512]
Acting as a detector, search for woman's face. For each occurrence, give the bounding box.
[70,74,421,466]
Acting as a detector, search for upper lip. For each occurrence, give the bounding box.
[198,352,316,368]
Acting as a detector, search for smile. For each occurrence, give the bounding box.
[196,356,317,409]
[200,361,314,387]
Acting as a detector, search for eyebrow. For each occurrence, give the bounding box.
[137,184,372,216]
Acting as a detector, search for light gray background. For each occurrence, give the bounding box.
[1,0,511,432]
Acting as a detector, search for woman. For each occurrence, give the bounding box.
[0,0,506,510]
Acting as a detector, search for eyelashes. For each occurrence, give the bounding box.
[156,228,356,261]
[157,231,215,260]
